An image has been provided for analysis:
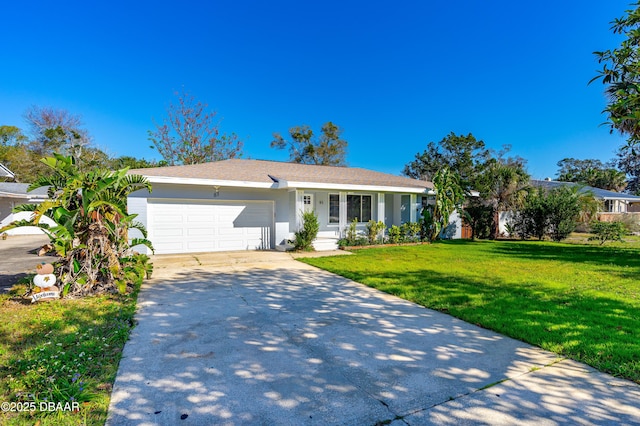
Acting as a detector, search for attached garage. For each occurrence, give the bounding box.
[148,199,274,254]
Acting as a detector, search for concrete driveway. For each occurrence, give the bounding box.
[107,252,640,425]
[0,234,52,292]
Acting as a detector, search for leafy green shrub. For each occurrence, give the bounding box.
[617,213,640,234]
[462,202,493,240]
[293,210,319,251]
[545,186,584,242]
[366,220,386,244]
[511,185,595,242]
[589,220,628,245]
[401,221,421,242]
[420,208,434,241]
[345,217,359,245]
[387,225,402,244]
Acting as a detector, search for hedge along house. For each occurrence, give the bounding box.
[127,159,435,254]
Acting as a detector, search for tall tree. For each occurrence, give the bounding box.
[0,125,33,181]
[617,144,640,194]
[271,122,348,166]
[478,161,530,239]
[556,157,627,191]
[0,125,27,146]
[149,90,242,166]
[112,156,164,170]
[24,106,91,158]
[591,2,640,145]
[403,132,490,191]
[0,145,39,182]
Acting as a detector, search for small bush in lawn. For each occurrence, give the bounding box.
[293,210,319,251]
[589,220,628,245]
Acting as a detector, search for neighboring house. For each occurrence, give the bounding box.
[0,163,14,180]
[530,179,640,213]
[0,183,53,235]
[128,159,440,254]
[498,179,640,235]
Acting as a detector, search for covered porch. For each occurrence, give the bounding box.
[288,189,429,250]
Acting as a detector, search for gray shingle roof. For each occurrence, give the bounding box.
[0,183,50,198]
[131,159,433,190]
[531,179,640,201]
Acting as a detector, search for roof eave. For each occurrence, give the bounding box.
[144,176,277,189]
[0,191,48,201]
[278,180,431,193]
[0,164,14,179]
[601,196,640,201]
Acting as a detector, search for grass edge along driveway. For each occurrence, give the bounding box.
[301,240,640,384]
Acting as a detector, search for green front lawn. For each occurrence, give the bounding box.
[301,240,640,383]
[0,285,140,425]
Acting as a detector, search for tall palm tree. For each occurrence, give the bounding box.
[480,162,530,239]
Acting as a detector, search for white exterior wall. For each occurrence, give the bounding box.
[128,184,291,253]
[127,196,149,252]
[499,211,514,236]
[442,210,463,239]
[127,183,446,253]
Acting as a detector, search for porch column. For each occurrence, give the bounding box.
[377,193,385,223]
[295,190,304,230]
[410,194,417,222]
[339,192,347,237]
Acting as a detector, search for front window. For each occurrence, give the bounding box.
[329,194,340,223]
[328,194,372,223]
[347,194,372,222]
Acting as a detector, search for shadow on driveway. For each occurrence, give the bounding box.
[107,262,640,425]
[0,235,53,293]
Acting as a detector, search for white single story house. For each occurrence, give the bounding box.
[128,159,443,254]
[0,183,53,235]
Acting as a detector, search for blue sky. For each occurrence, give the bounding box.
[0,0,632,179]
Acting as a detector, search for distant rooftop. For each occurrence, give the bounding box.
[0,183,49,199]
[531,179,640,201]
[0,163,14,179]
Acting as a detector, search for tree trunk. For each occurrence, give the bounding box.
[492,208,500,240]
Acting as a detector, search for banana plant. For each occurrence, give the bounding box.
[427,167,465,242]
[0,154,154,296]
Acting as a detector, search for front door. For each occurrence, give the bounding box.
[303,194,314,213]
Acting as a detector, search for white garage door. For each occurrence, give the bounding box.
[148,199,274,254]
